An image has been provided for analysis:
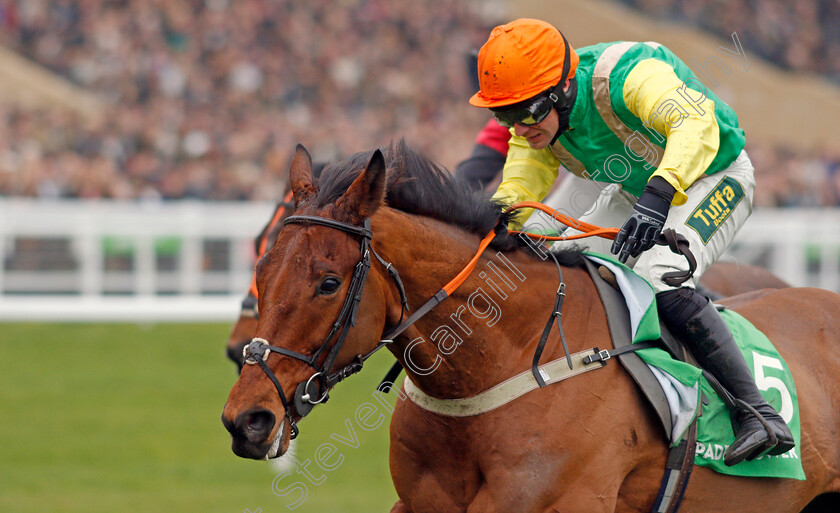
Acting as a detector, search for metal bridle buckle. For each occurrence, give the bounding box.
[243,338,270,364]
[597,349,610,362]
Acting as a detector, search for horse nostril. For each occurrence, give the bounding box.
[236,408,276,444]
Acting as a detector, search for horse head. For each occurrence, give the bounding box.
[222,145,398,459]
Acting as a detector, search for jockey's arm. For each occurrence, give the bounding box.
[622,59,721,206]
[491,135,561,228]
[455,119,511,189]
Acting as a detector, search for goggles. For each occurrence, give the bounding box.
[492,96,555,128]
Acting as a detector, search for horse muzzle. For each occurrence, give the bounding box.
[223,407,289,460]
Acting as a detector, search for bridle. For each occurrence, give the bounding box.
[242,214,409,440]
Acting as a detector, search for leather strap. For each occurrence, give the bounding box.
[651,419,698,513]
[582,340,659,364]
[283,214,373,239]
[659,229,697,287]
[402,348,608,417]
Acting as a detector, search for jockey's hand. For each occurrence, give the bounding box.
[611,177,676,263]
[491,215,517,250]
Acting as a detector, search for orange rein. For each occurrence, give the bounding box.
[506,201,620,241]
[442,230,497,295]
[440,201,616,297]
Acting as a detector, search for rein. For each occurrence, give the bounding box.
[507,201,697,286]
[506,201,621,241]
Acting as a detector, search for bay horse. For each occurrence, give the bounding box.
[222,143,840,512]
[697,261,791,299]
[224,185,789,371]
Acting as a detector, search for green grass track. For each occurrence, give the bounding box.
[0,323,398,513]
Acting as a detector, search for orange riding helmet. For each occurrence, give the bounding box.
[469,18,579,109]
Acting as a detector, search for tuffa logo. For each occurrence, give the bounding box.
[685,176,745,244]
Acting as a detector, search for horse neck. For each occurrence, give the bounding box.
[371,208,603,399]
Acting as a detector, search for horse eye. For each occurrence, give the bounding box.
[318,277,342,295]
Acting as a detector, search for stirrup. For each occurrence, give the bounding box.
[723,400,781,466]
[732,399,780,448]
[725,428,776,466]
[734,399,796,457]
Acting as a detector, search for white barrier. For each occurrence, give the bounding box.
[0,295,242,322]
[0,199,275,322]
[0,199,838,322]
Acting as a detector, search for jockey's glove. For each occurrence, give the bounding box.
[611,176,676,263]
[490,215,517,250]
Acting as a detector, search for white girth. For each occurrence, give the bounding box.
[402,349,607,417]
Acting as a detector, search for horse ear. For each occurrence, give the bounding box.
[289,144,317,209]
[334,149,387,223]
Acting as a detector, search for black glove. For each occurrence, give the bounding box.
[611,177,676,263]
[491,215,517,250]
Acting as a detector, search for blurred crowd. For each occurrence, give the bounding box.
[620,0,840,82]
[747,144,840,208]
[0,0,498,201]
[0,0,837,207]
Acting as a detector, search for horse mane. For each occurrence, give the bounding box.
[313,140,585,266]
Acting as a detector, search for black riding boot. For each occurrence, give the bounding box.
[658,290,794,466]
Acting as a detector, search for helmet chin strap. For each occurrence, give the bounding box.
[549,78,577,146]
[548,30,575,147]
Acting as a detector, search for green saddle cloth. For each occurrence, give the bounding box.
[584,252,804,480]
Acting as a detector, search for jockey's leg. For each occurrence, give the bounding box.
[657,287,794,465]
[636,151,792,465]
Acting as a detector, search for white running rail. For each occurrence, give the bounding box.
[0,199,838,321]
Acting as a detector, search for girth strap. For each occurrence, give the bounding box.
[403,348,610,417]
[651,418,698,513]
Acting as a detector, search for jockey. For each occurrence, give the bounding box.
[469,18,793,466]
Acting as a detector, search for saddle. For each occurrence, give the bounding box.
[584,259,692,437]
